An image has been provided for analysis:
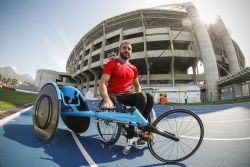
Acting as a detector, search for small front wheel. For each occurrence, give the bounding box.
[96,94,122,145]
[96,119,121,145]
[148,109,204,163]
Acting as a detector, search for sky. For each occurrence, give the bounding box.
[0,0,249,79]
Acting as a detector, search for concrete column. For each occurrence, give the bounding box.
[192,64,197,84]
[76,74,85,92]
[141,11,150,87]
[90,70,99,97]
[119,28,123,46]
[82,72,90,92]
[233,84,242,98]
[168,27,176,86]
[80,43,86,69]
[77,43,87,92]
[88,42,99,97]
[72,50,76,73]
[72,75,80,84]
[184,2,219,101]
[214,16,240,74]
[100,23,106,69]
[88,69,99,97]
[143,26,150,87]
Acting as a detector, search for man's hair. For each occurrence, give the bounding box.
[119,41,132,48]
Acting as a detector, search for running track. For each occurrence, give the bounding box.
[1,102,250,167]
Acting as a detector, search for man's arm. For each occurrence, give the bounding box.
[133,78,141,93]
[99,74,113,108]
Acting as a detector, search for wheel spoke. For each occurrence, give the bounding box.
[166,119,175,135]
[180,124,199,136]
[177,116,184,136]
[148,109,204,163]
[179,117,193,136]
[179,139,195,151]
[153,138,172,151]
[158,140,175,157]
[166,142,175,159]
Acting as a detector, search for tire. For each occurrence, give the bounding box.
[148,109,204,163]
[96,94,122,145]
[32,83,60,142]
[61,95,90,133]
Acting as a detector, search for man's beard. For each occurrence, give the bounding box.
[120,51,130,60]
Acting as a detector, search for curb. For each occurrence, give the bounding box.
[0,106,33,126]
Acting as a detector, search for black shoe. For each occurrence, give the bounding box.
[134,139,147,149]
[121,125,137,139]
[137,139,146,146]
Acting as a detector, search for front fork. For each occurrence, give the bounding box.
[122,123,180,156]
[142,124,179,142]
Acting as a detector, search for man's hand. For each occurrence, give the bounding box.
[99,74,113,109]
[102,98,114,109]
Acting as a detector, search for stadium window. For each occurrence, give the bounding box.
[85,49,90,56]
[94,42,102,51]
[106,35,120,45]
[84,60,88,66]
[123,32,143,40]
[173,41,190,50]
[131,43,144,53]
[146,41,170,50]
[92,54,100,63]
[104,47,118,59]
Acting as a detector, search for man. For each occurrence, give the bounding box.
[184,92,188,104]
[99,42,154,121]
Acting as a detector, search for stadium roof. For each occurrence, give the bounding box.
[217,67,250,86]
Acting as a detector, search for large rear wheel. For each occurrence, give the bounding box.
[96,94,122,145]
[32,83,61,142]
[148,109,204,163]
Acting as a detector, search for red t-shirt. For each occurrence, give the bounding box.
[103,58,138,94]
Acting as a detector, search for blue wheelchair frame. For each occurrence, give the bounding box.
[33,82,204,163]
[54,82,149,127]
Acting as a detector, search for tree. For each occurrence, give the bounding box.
[7,78,11,85]
[11,78,18,85]
[2,78,7,84]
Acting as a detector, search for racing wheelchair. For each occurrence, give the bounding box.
[33,82,204,163]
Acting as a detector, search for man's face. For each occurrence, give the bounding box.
[119,43,132,60]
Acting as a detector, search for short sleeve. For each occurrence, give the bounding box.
[133,66,138,79]
[103,60,115,75]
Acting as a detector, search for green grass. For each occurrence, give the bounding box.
[0,88,37,111]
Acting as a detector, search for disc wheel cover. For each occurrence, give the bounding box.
[32,83,60,142]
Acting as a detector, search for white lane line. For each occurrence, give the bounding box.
[181,135,250,141]
[70,130,98,167]
[0,106,33,126]
[171,118,250,123]
[201,119,250,123]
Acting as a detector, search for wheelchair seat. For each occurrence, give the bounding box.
[60,86,80,105]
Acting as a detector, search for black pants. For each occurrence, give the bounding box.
[116,92,154,119]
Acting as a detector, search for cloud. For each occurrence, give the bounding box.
[0,65,18,72]
[40,33,69,72]
[56,29,72,52]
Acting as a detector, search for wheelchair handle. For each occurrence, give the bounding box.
[98,107,135,113]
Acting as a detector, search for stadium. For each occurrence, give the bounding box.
[36,2,249,103]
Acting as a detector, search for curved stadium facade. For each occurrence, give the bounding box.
[37,3,247,102]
